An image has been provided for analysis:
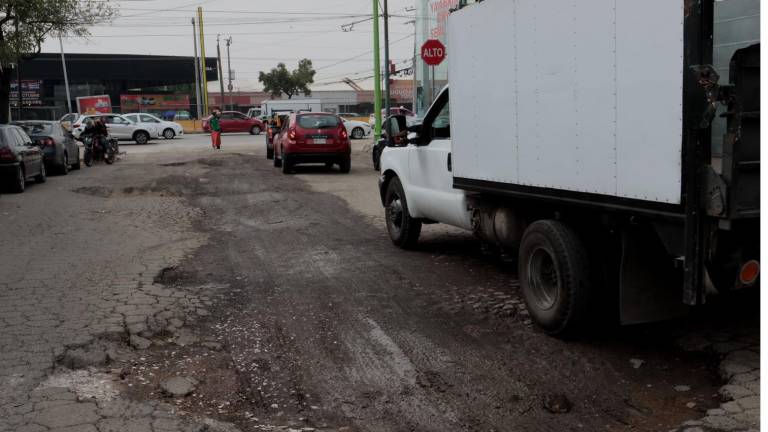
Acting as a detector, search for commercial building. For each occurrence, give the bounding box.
[209,80,414,116]
[14,53,218,120]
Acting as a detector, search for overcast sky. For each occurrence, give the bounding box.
[41,0,416,92]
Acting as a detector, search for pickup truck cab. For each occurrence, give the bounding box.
[380,87,472,246]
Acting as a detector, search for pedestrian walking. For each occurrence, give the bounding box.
[210,110,222,149]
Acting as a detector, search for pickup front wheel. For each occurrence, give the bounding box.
[385,177,421,249]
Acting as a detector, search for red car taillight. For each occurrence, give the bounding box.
[0,147,15,162]
[339,126,348,140]
[73,123,80,129]
[288,128,296,140]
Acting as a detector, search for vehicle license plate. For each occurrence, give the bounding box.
[312,138,327,144]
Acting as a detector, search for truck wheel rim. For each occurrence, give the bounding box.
[387,197,404,233]
[528,247,559,311]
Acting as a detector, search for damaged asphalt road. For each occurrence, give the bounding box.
[0,135,759,432]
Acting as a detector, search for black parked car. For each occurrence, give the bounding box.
[14,120,80,174]
[0,125,46,192]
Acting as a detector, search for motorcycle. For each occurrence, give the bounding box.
[81,135,118,166]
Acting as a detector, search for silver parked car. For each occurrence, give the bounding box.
[123,113,184,140]
[71,114,155,144]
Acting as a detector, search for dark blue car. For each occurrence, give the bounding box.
[14,121,80,175]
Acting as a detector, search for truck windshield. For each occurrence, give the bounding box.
[298,114,340,129]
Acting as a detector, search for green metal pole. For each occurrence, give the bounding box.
[373,0,382,140]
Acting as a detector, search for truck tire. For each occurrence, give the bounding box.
[384,177,421,249]
[518,220,590,336]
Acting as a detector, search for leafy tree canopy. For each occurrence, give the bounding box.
[0,0,116,63]
[258,59,316,99]
[0,0,116,122]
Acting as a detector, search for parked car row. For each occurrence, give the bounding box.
[267,112,351,174]
[0,122,82,193]
[62,113,185,144]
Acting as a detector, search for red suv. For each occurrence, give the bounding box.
[273,113,351,174]
[202,111,264,135]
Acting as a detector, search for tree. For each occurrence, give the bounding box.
[258,59,316,99]
[0,0,116,122]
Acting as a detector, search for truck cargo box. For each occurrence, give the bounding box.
[448,0,685,205]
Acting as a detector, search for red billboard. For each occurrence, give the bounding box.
[120,94,190,113]
[76,95,112,114]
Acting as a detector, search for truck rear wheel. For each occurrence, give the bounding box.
[519,220,590,336]
[385,177,421,249]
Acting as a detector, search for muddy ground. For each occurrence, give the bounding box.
[0,134,758,432]
[111,139,757,431]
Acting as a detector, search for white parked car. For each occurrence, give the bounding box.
[71,114,155,144]
[341,118,372,140]
[124,113,184,139]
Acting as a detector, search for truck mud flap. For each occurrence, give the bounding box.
[619,225,689,325]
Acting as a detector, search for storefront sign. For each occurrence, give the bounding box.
[77,95,112,114]
[120,94,190,113]
[10,80,42,107]
[429,0,459,38]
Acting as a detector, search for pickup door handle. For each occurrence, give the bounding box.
[447,153,452,172]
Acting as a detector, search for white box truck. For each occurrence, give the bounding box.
[378,0,759,335]
[260,99,322,117]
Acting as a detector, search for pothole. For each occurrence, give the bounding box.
[154,265,194,285]
[198,159,226,167]
[38,369,121,401]
[72,186,114,198]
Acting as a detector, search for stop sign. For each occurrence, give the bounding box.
[421,39,446,66]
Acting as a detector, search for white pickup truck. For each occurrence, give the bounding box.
[378,0,759,335]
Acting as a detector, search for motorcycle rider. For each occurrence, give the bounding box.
[81,117,103,142]
[94,117,110,153]
[82,117,112,154]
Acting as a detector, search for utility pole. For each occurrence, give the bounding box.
[58,37,72,114]
[197,7,209,115]
[15,19,21,120]
[192,18,202,119]
[226,37,233,112]
[372,0,382,140]
[383,0,391,121]
[216,35,225,111]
